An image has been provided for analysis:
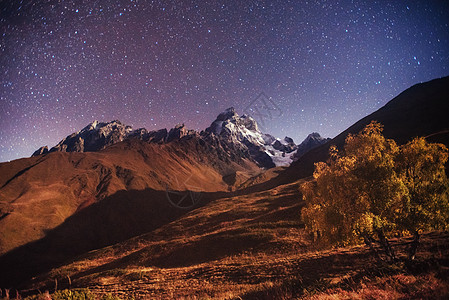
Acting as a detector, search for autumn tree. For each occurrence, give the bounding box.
[301,121,449,261]
[395,137,449,259]
[302,122,405,261]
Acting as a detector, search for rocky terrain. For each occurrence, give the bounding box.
[32,107,328,169]
[1,76,448,298]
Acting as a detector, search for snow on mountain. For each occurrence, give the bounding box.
[32,107,326,168]
[292,132,331,160]
[204,107,298,167]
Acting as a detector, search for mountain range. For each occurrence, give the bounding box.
[0,107,328,259]
[32,107,328,168]
[0,76,448,296]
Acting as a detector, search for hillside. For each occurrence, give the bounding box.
[4,179,449,299]
[0,137,262,256]
[1,77,449,298]
[279,76,449,182]
[0,105,325,258]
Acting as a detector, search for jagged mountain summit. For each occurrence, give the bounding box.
[33,120,133,155]
[292,132,331,160]
[32,107,326,168]
[204,107,298,167]
[32,120,196,156]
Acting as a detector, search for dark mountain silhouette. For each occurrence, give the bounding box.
[292,132,330,160]
[278,76,449,182]
[1,76,448,294]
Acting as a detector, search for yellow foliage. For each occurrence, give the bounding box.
[301,121,449,248]
[396,137,449,232]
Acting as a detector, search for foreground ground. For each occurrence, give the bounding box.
[0,178,446,299]
[6,232,449,299]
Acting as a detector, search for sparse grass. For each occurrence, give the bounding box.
[304,272,449,300]
[17,289,122,300]
[3,179,448,299]
[26,232,444,299]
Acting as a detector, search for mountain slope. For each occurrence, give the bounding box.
[3,106,308,261]
[0,137,261,256]
[4,177,448,299]
[0,177,305,291]
[278,76,449,182]
[2,77,448,294]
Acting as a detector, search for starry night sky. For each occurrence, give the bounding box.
[1,0,448,162]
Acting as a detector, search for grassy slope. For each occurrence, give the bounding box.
[0,138,260,256]
[18,180,304,296]
[2,77,449,298]
[14,178,449,299]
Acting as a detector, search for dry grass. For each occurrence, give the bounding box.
[33,235,447,300]
[306,272,449,300]
[1,153,448,299]
[9,176,447,299]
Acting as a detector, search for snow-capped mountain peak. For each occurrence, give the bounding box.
[292,132,331,160]
[32,108,329,169]
[204,108,298,167]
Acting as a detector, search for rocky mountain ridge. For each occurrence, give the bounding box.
[292,132,331,160]
[3,76,448,293]
[33,108,329,168]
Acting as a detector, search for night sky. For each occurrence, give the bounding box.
[1,1,448,162]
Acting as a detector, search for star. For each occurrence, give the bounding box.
[0,0,448,162]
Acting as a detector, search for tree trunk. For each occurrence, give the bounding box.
[376,229,396,262]
[408,231,420,261]
[363,234,383,262]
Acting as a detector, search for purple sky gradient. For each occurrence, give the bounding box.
[1,0,448,161]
